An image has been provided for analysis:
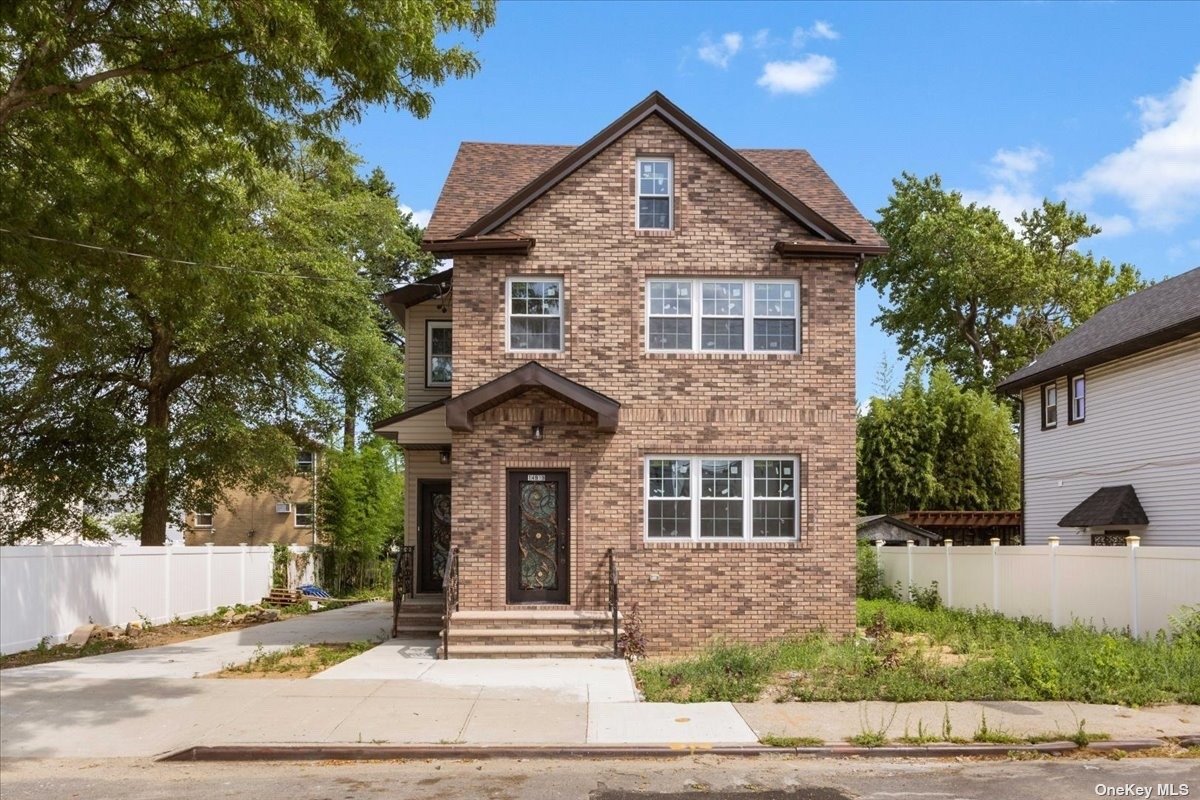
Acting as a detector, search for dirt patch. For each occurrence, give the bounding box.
[209,641,376,679]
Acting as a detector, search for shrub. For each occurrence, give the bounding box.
[856,542,897,600]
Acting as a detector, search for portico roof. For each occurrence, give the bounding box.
[444,362,620,433]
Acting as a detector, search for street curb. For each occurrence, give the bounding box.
[1085,739,1167,753]
[1176,735,1200,748]
[159,740,1103,762]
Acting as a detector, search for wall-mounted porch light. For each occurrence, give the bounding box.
[439,447,451,465]
[531,423,544,441]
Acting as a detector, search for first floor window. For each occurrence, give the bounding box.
[507,277,563,351]
[1069,375,1086,423]
[427,321,452,386]
[646,279,800,353]
[1041,382,1057,429]
[294,502,314,527]
[645,455,799,541]
[193,505,213,528]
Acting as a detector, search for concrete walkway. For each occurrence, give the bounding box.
[2,603,1196,759]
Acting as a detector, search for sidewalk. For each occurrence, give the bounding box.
[2,603,1197,760]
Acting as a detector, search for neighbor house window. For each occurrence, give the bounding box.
[294,502,314,527]
[193,506,213,528]
[427,320,452,386]
[636,157,672,230]
[1041,382,1058,429]
[506,277,563,351]
[645,455,799,541]
[646,279,799,353]
[296,450,315,473]
[1068,375,1086,424]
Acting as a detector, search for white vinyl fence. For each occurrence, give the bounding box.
[876,539,1200,637]
[0,544,315,655]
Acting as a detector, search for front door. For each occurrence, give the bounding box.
[418,481,451,593]
[506,470,569,604]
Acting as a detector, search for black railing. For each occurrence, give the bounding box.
[441,546,459,660]
[391,545,414,639]
[607,547,619,657]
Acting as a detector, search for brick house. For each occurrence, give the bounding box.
[375,93,887,655]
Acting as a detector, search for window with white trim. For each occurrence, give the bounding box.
[294,502,314,527]
[645,456,799,541]
[506,277,563,351]
[193,505,213,528]
[1069,375,1086,423]
[296,450,315,474]
[427,321,452,386]
[1041,382,1057,429]
[646,279,799,353]
[636,157,672,230]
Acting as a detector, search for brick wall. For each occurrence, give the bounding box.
[447,115,857,652]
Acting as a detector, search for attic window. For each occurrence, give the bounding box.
[637,158,672,230]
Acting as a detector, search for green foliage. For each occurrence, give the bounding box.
[317,438,403,595]
[0,2,486,544]
[910,582,943,612]
[759,734,824,747]
[858,361,1020,515]
[635,599,1200,705]
[861,174,1144,391]
[856,542,897,600]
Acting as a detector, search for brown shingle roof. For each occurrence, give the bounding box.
[423,98,884,250]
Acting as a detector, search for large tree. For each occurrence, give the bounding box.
[0,1,492,544]
[857,362,1019,515]
[861,174,1144,391]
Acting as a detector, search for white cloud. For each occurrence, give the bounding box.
[987,146,1049,184]
[399,204,432,228]
[751,28,772,50]
[1061,64,1200,230]
[961,146,1048,228]
[1088,213,1135,238]
[697,32,743,68]
[792,21,839,48]
[757,55,837,95]
[961,185,1042,229]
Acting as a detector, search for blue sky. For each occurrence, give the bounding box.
[345,1,1200,401]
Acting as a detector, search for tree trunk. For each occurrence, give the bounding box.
[343,390,358,452]
[140,322,173,546]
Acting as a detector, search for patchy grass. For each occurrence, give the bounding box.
[0,636,139,669]
[214,641,375,678]
[759,734,824,747]
[847,731,888,748]
[635,599,1200,705]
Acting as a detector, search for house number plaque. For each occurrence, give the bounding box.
[527,474,546,481]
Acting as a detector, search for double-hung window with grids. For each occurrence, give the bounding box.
[506,278,563,352]
[645,456,799,541]
[636,158,672,230]
[646,279,799,353]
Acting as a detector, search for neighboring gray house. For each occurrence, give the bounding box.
[997,267,1200,546]
[856,515,941,546]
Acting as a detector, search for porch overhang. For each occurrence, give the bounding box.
[444,361,621,433]
[1058,485,1149,528]
[372,399,451,448]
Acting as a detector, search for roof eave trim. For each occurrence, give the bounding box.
[422,237,534,256]
[456,92,852,244]
[996,317,1200,394]
[774,241,889,258]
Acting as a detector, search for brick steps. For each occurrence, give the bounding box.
[440,609,621,658]
[392,594,446,639]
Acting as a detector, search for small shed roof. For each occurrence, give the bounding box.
[1058,485,1149,528]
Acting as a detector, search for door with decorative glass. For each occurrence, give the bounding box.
[506,470,570,603]
[418,481,452,593]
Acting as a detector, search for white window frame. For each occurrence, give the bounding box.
[294,502,314,528]
[645,278,800,354]
[643,455,800,542]
[193,508,213,528]
[296,450,315,474]
[426,320,453,387]
[505,276,564,353]
[1041,382,1057,430]
[636,157,673,230]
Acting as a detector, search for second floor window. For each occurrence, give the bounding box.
[637,157,672,230]
[296,451,315,473]
[427,321,452,386]
[507,278,563,352]
[647,279,799,353]
[1041,382,1057,429]
[1069,375,1086,423]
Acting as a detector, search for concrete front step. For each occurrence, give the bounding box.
[450,627,616,648]
[436,643,618,659]
[450,610,619,630]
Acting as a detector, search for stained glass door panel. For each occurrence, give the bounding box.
[507,471,569,603]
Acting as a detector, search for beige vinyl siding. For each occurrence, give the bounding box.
[1022,333,1200,546]
[376,404,450,446]
[404,293,453,407]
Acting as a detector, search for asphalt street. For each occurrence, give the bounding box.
[1,755,1197,800]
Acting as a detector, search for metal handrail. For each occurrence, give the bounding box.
[607,547,619,657]
[442,546,459,660]
[391,545,414,638]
